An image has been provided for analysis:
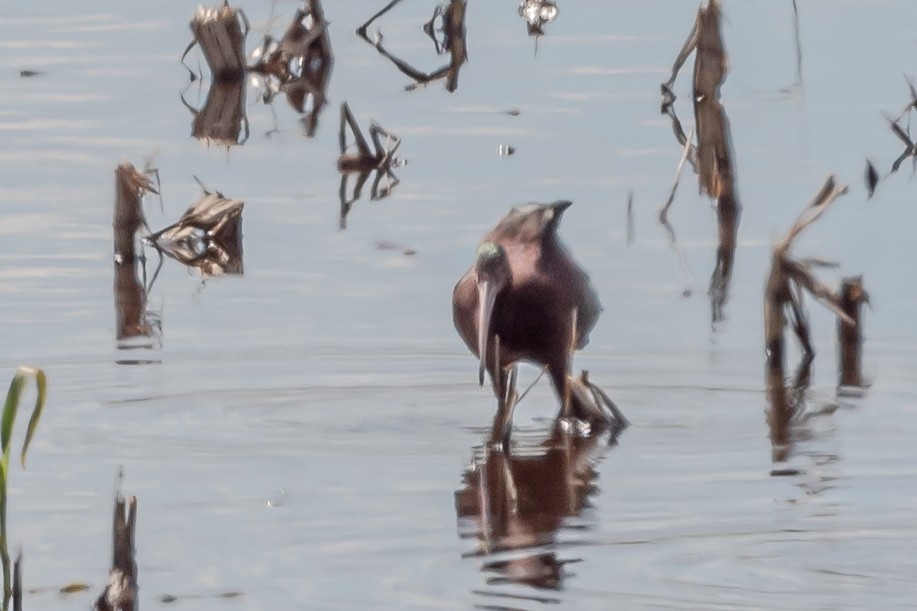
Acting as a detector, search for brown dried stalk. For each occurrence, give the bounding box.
[764,175,857,446]
[94,481,138,611]
[766,176,850,360]
[183,2,249,82]
[337,102,402,228]
[659,0,741,324]
[113,163,158,342]
[148,185,244,276]
[763,177,857,466]
[838,276,868,388]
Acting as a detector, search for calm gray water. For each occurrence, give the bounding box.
[2,1,917,609]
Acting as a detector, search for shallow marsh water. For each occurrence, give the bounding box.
[2,1,917,609]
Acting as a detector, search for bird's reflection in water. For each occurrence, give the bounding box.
[455,423,621,606]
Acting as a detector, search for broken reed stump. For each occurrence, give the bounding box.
[693,0,726,106]
[764,176,849,373]
[113,163,153,263]
[337,102,401,175]
[148,188,244,276]
[691,0,740,247]
[94,493,138,611]
[336,102,402,227]
[763,176,868,461]
[187,3,248,82]
[113,163,156,341]
[838,276,867,388]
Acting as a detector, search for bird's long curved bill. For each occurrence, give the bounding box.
[477,280,498,386]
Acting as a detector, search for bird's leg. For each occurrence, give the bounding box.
[489,335,519,451]
[491,334,503,398]
[558,307,578,420]
[499,432,519,511]
[497,365,518,451]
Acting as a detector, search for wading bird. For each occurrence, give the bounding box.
[453,201,609,448]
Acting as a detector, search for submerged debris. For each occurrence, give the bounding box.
[375,240,416,256]
[357,0,467,92]
[337,102,402,229]
[159,591,244,604]
[147,182,244,276]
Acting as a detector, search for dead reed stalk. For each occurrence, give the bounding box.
[113,163,157,341]
[185,3,249,82]
[838,276,868,388]
[148,187,244,276]
[94,491,137,611]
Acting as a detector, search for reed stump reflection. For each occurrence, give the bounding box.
[113,162,160,352]
[357,0,467,92]
[659,0,741,327]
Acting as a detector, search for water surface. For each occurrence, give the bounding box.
[1,1,917,609]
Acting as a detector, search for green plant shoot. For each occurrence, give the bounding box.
[0,367,47,611]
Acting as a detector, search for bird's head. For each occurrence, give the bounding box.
[502,200,572,242]
[475,241,510,285]
[474,242,510,386]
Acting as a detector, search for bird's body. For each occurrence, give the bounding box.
[452,201,603,445]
